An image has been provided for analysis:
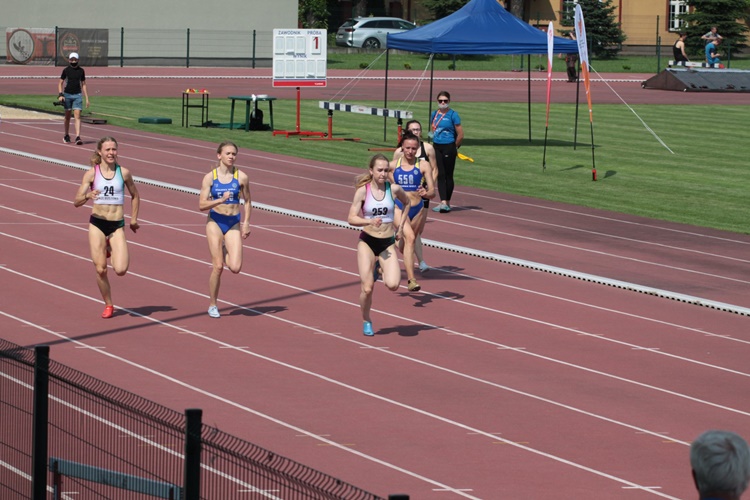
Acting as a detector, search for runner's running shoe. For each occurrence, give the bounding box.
[101,305,114,319]
[363,321,374,336]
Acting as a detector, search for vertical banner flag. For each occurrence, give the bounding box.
[574,4,597,180]
[573,5,593,123]
[545,22,554,128]
[542,21,555,170]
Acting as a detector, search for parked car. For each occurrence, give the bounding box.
[335,17,416,49]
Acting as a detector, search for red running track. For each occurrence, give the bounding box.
[4,66,750,105]
[1,110,749,498]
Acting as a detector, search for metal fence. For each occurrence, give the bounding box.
[0,338,395,500]
[110,28,274,68]
[0,17,716,69]
[2,27,275,67]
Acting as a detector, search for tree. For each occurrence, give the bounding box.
[352,0,369,18]
[681,0,750,57]
[574,0,626,59]
[422,0,469,20]
[299,0,329,29]
[507,0,524,21]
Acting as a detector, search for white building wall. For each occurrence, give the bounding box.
[3,0,297,32]
[4,0,298,62]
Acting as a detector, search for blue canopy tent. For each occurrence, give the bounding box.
[385,0,579,141]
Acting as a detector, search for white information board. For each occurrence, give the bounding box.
[272,29,327,87]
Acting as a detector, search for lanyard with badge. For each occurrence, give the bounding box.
[429,110,448,139]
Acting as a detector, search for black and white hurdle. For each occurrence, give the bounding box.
[307,101,414,142]
[667,60,724,69]
[319,101,414,119]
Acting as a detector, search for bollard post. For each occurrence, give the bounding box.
[183,408,202,500]
[31,345,50,500]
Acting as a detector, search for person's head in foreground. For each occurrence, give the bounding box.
[691,430,750,500]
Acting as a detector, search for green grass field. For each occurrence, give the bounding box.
[2,93,748,235]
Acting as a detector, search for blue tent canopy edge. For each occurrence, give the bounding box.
[386,0,579,55]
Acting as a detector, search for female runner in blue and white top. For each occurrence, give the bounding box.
[347,154,410,336]
[73,136,140,319]
[389,133,435,292]
[393,121,437,273]
[199,141,252,318]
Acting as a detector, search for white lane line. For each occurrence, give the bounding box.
[0,304,679,499]
[1,146,749,317]
[3,210,750,410]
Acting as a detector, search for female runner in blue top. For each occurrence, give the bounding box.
[347,154,410,336]
[393,120,437,273]
[389,133,435,291]
[199,141,252,318]
[73,136,140,319]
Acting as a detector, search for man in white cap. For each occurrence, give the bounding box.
[57,52,89,145]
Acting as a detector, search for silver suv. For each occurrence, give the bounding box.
[335,17,416,49]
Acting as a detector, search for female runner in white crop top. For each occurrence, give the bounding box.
[347,154,410,336]
[73,136,140,319]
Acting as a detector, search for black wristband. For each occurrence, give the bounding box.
[58,93,64,97]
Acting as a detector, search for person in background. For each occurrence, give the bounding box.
[199,141,252,318]
[430,91,463,214]
[690,430,750,500]
[673,33,689,64]
[701,26,723,44]
[57,52,90,145]
[347,154,409,336]
[73,136,140,319]
[564,32,579,82]
[706,38,722,66]
[392,120,437,273]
